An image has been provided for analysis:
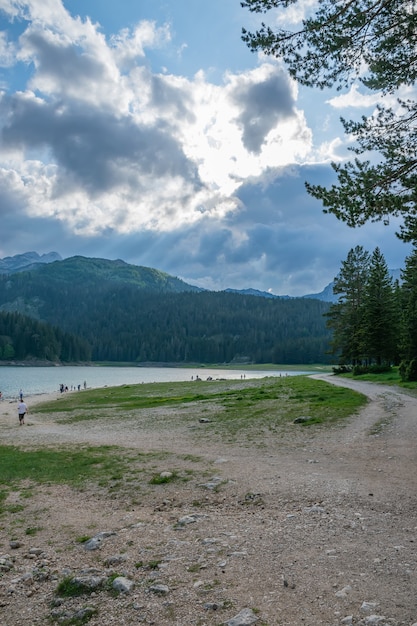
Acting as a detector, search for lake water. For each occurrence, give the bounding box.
[0,365,309,400]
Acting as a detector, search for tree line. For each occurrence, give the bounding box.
[0,311,91,362]
[327,245,417,380]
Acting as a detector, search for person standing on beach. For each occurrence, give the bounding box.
[18,400,28,425]
[19,389,23,401]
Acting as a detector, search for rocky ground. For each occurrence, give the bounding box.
[0,374,416,626]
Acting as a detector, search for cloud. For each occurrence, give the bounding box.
[0,1,314,239]
[230,65,296,153]
[327,84,381,109]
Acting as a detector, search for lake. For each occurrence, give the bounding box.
[0,365,309,400]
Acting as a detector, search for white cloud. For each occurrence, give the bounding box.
[0,30,16,67]
[0,1,317,237]
[110,20,171,68]
[327,84,381,109]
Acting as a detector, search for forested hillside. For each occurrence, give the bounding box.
[0,256,332,364]
[0,311,91,362]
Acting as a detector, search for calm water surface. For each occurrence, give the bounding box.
[0,365,309,400]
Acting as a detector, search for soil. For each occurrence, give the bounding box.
[0,374,416,626]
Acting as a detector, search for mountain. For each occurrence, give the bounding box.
[224,287,291,299]
[0,254,332,365]
[0,251,62,274]
[0,254,202,292]
[303,269,402,303]
[303,282,338,303]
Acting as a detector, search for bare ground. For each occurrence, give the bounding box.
[0,374,416,626]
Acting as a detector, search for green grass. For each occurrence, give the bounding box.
[0,445,130,488]
[335,366,417,394]
[33,376,365,426]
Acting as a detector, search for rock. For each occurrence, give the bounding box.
[199,476,223,490]
[335,585,352,598]
[71,575,105,591]
[148,583,169,595]
[304,505,326,514]
[204,601,224,610]
[0,557,14,572]
[224,607,259,625]
[361,601,378,613]
[176,514,207,526]
[73,607,97,621]
[104,555,127,566]
[112,576,134,594]
[83,531,116,551]
[293,416,314,423]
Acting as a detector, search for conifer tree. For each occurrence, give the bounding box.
[326,245,371,364]
[399,245,417,380]
[362,247,398,365]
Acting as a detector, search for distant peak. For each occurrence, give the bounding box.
[0,251,62,274]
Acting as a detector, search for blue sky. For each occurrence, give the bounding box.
[0,0,412,295]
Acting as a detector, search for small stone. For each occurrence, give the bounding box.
[224,607,259,625]
[364,616,386,625]
[204,601,223,610]
[112,576,134,594]
[104,555,126,566]
[360,601,378,613]
[148,583,169,595]
[335,585,352,598]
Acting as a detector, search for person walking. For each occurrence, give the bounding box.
[18,400,28,425]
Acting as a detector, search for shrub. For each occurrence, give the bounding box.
[400,358,417,382]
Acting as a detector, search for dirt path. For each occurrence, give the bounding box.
[0,375,416,626]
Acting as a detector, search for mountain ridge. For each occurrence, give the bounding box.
[1,252,334,301]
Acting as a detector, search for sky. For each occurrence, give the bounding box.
[0,0,413,296]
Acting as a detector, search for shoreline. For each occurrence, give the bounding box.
[0,389,69,417]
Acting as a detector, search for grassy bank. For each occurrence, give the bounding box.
[335,367,417,394]
[33,375,364,425]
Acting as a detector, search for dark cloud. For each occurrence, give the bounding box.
[1,93,202,195]
[23,29,106,84]
[231,67,296,153]
[150,74,196,123]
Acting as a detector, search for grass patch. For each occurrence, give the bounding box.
[335,366,417,394]
[149,470,183,485]
[0,445,130,489]
[56,575,101,597]
[25,526,42,536]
